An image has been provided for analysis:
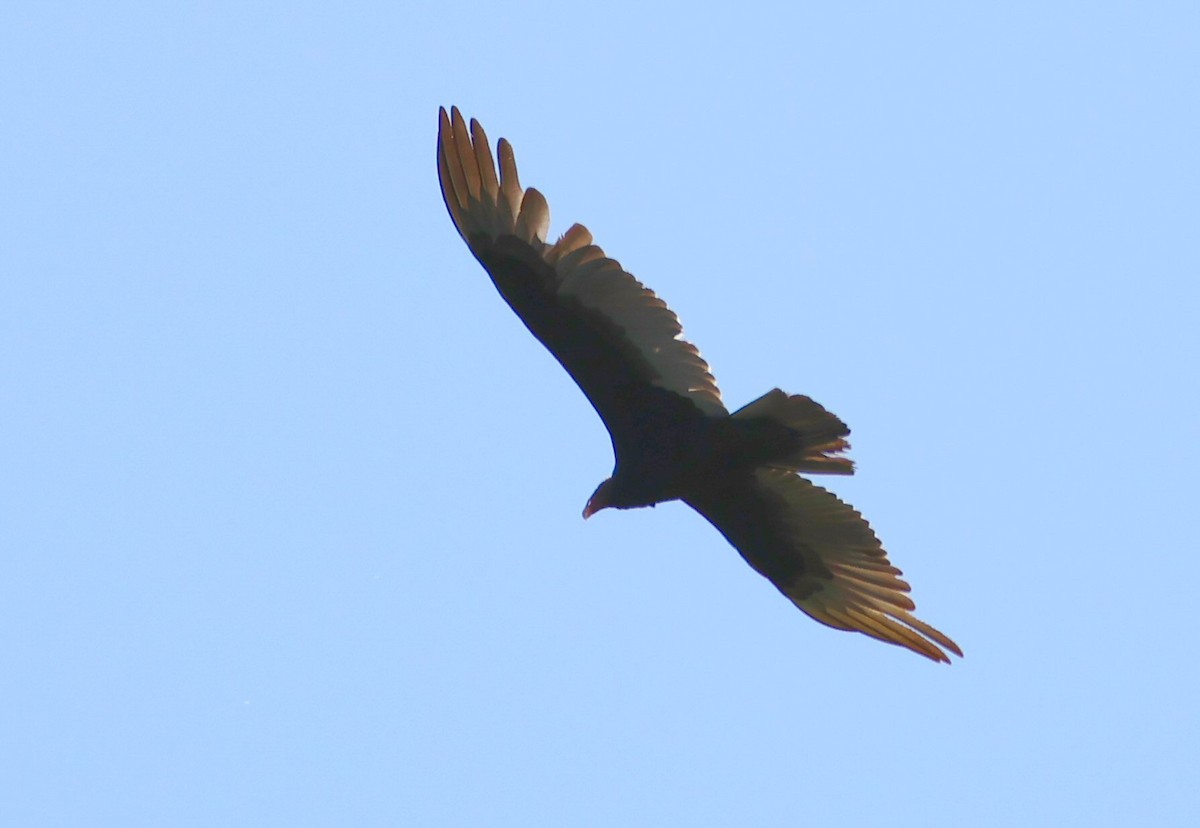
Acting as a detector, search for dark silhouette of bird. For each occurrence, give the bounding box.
[437,107,961,662]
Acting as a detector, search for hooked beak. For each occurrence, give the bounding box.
[583,482,611,520]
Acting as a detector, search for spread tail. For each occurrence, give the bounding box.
[733,389,854,475]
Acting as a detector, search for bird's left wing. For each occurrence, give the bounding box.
[437,107,726,441]
[685,468,962,662]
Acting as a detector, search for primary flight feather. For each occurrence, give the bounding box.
[437,107,961,663]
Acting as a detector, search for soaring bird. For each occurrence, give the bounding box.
[437,107,961,662]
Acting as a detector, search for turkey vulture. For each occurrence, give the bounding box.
[437,107,961,663]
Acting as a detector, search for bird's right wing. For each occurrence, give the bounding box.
[437,107,726,456]
[685,468,962,662]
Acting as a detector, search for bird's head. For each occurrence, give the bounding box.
[582,478,617,520]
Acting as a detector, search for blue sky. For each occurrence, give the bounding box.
[3,2,1198,825]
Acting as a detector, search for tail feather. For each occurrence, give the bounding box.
[733,389,854,475]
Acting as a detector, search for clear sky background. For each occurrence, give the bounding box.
[3,2,1197,825]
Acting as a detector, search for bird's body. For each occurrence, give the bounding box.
[437,107,961,662]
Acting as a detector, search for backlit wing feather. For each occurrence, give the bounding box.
[685,469,962,662]
[437,107,726,444]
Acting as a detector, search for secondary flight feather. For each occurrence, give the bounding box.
[437,106,961,662]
